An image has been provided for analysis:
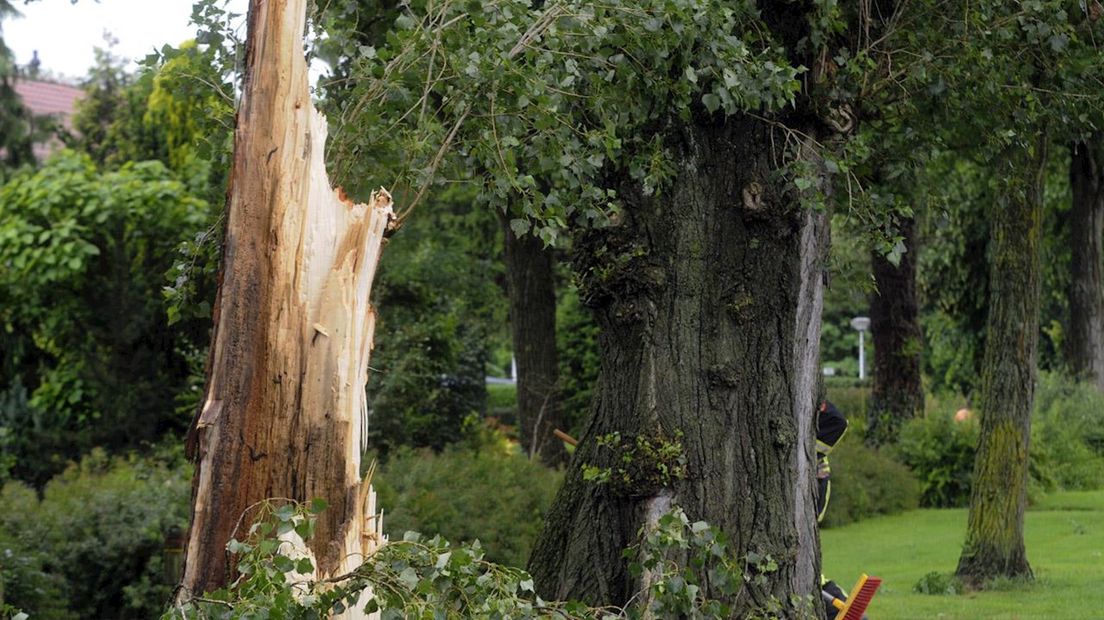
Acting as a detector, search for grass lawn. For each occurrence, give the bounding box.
[822,490,1104,619]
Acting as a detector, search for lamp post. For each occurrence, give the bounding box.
[851,316,871,380]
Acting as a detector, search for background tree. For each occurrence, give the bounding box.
[1066,135,1104,390]
[502,216,566,465]
[934,0,1104,584]
[317,0,898,611]
[0,0,35,176]
[869,211,924,444]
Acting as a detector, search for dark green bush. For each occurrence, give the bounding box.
[374,443,563,567]
[0,448,191,619]
[824,385,870,438]
[486,383,518,426]
[894,411,978,507]
[893,374,1104,509]
[820,440,921,528]
[1031,372,1104,492]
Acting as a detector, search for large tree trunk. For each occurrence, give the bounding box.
[956,137,1047,584]
[528,117,828,614]
[179,0,390,604]
[867,215,924,446]
[1066,136,1104,391]
[502,215,567,466]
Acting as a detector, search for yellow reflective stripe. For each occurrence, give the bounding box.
[817,479,831,523]
[816,424,850,455]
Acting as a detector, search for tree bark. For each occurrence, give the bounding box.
[501,215,567,466]
[179,0,390,605]
[956,137,1047,584]
[527,117,828,615]
[1066,136,1104,391]
[867,215,924,446]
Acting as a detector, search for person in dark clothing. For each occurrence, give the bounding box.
[816,400,849,522]
[816,400,853,620]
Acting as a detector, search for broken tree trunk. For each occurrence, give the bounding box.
[179,0,391,606]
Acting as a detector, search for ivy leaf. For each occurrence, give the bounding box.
[702,93,721,113]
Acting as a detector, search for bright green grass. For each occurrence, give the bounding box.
[822,489,1104,619]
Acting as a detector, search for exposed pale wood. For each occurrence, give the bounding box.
[179,0,390,613]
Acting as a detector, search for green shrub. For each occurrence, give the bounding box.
[1031,373,1104,492]
[824,385,870,438]
[820,440,921,528]
[894,411,978,507]
[913,571,963,596]
[0,448,191,619]
[375,444,563,567]
[486,383,518,426]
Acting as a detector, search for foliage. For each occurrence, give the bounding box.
[486,383,518,424]
[143,40,235,196]
[912,571,963,596]
[0,0,36,178]
[894,410,979,508]
[69,42,166,170]
[823,384,870,436]
[1030,373,1104,492]
[374,443,562,568]
[820,441,921,528]
[893,375,1104,509]
[366,190,505,456]
[557,280,599,435]
[167,498,811,619]
[317,0,804,240]
[0,448,191,619]
[0,152,208,485]
[581,431,689,497]
[821,215,875,376]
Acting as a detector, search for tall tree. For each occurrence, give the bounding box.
[0,0,34,175]
[528,118,830,610]
[868,214,924,445]
[179,0,388,599]
[956,137,1048,583]
[1066,136,1104,391]
[502,216,566,465]
[322,0,842,611]
[947,0,1103,584]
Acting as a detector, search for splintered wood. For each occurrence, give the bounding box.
[179,0,390,616]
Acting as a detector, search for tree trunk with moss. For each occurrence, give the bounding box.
[956,138,1047,584]
[1066,136,1104,392]
[867,215,924,446]
[502,215,567,466]
[527,116,829,614]
[179,0,390,604]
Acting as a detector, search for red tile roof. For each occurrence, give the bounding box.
[12,78,85,161]
[14,78,84,122]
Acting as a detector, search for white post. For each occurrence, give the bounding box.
[858,330,866,380]
[850,316,871,381]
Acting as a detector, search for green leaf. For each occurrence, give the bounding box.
[702,93,721,113]
[274,504,296,522]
